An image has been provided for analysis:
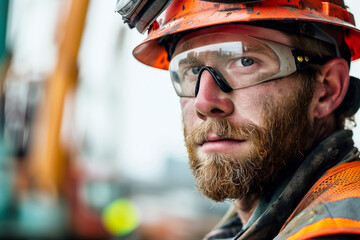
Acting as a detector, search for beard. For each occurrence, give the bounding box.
[184,78,315,202]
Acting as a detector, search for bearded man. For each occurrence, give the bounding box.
[116,0,360,239]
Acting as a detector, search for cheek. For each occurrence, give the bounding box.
[232,89,267,126]
[180,98,197,130]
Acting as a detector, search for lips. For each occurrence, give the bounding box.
[200,132,245,146]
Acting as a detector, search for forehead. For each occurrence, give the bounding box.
[174,24,292,54]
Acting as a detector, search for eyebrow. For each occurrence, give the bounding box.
[246,44,273,53]
[178,54,203,66]
[236,42,272,55]
[176,41,274,65]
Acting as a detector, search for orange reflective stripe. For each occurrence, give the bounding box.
[286,218,360,240]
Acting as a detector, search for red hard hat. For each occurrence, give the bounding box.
[132,0,360,70]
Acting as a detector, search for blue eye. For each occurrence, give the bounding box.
[239,57,254,66]
[184,66,201,76]
[191,67,201,74]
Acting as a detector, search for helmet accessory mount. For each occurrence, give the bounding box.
[115,0,173,33]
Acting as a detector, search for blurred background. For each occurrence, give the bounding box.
[0,0,359,239]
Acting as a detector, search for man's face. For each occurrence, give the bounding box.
[175,25,316,202]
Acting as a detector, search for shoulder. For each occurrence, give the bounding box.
[276,161,360,240]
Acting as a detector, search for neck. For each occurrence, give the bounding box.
[311,114,337,148]
[233,194,260,226]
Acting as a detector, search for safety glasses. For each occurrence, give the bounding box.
[169,33,308,97]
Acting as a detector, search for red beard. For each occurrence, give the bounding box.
[184,79,315,202]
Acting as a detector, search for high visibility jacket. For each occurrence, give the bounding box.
[204,130,360,240]
[277,161,360,239]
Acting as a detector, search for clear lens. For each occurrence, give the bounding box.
[169,34,297,97]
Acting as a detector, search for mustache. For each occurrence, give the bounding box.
[184,119,262,145]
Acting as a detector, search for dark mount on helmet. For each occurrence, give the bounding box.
[115,0,172,33]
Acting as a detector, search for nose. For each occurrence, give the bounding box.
[195,69,234,120]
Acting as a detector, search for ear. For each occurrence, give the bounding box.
[313,58,350,119]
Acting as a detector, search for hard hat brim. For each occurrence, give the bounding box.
[133,5,360,70]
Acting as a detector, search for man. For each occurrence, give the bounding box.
[117,0,360,239]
